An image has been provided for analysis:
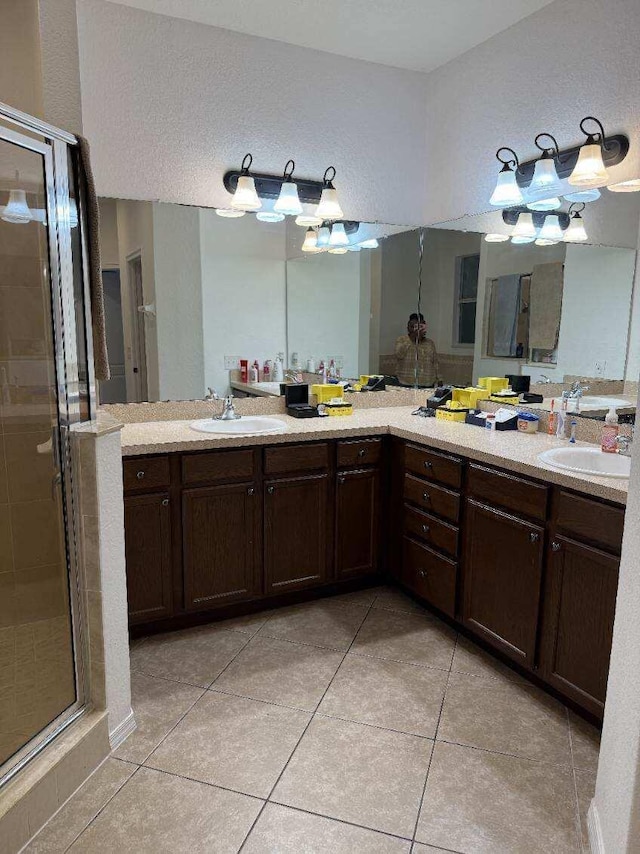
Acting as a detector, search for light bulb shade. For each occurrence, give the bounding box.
[1,189,33,224]
[295,214,323,227]
[538,214,564,242]
[358,238,379,249]
[511,236,536,244]
[526,197,561,212]
[347,244,361,252]
[607,179,640,193]
[564,188,601,203]
[328,247,348,254]
[527,156,563,199]
[256,211,285,222]
[328,222,349,247]
[316,226,331,247]
[568,143,609,187]
[489,167,524,207]
[535,238,559,246]
[301,228,318,252]
[564,213,588,242]
[484,233,510,242]
[216,208,246,218]
[315,186,343,220]
[512,212,537,240]
[273,181,303,216]
[231,175,262,211]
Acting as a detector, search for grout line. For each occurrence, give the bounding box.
[433,737,578,770]
[132,763,266,803]
[265,800,416,844]
[313,711,437,741]
[205,633,254,689]
[206,685,313,714]
[129,666,211,690]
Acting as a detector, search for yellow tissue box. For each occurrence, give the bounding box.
[435,401,469,422]
[452,387,487,409]
[479,376,509,395]
[312,384,344,403]
[489,392,519,405]
[325,402,353,416]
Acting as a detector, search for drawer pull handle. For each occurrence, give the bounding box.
[552,541,561,552]
[136,471,145,480]
[161,498,169,506]
[418,569,427,578]
[358,449,366,458]
[247,487,254,496]
[422,492,430,502]
[267,486,274,494]
[338,476,346,484]
[421,524,430,534]
[530,532,540,543]
[424,460,433,469]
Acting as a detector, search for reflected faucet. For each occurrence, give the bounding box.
[567,381,590,399]
[616,430,634,457]
[215,394,242,421]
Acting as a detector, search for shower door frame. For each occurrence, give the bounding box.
[0,104,94,788]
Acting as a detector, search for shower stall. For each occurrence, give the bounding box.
[0,102,94,786]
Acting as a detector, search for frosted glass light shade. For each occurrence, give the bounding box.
[484,233,510,242]
[329,222,349,247]
[526,197,561,211]
[274,181,303,216]
[512,212,537,240]
[295,214,323,227]
[347,244,361,251]
[315,187,343,220]
[489,167,524,207]
[527,156,563,199]
[535,238,559,246]
[231,175,262,211]
[256,211,285,222]
[538,215,564,242]
[316,226,331,247]
[564,213,588,242]
[1,189,33,224]
[216,208,246,218]
[511,235,536,244]
[301,228,318,252]
[564,188,601,203]
[607,179,640,193]
[328,247,348,254]
[568,143,609,187]
[358,238,379,249]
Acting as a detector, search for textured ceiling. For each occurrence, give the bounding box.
[105,0,555,73]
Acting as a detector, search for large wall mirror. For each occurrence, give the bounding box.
[97,198,425,403]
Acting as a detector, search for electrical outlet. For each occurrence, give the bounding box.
[595,361,607,378]
[223,355,239,370]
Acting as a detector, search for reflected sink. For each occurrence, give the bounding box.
[190,416,288,436]
[575,396,634,410]
[247,382,283,395]
[538,446,630,478]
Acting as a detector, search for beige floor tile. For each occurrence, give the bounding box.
[351,608,456,671]
[213,635,343,710]
[412,845,452,852]
[451,636,526,684]
[318,653,448,737]
[416,741,580,853]
[569,712,601,772]
[215,611,271,636]
[24,759,136,853]
[373,587,427,614]
[146,691,310,798]
[243,803,412,853]
[67,766,262,853]
[329,586,383,608]
[258,599,368,650]
[575,769,596,851]
[129,625,248,687]
[113,671,204,764]
[272,715,432,838]
[438,671,572,765]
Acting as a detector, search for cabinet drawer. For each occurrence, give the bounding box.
[468,463,548,522]
[123,456,170,493]
[404,473,460,523]
[554,490,625,554]
[403,536,457,618]
[337,438,382,469]
[404,504,458,558]
[182,449,254,485]
[405,444,462,489]
[264,442,330,475]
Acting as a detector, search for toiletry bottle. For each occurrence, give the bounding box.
[556,395,567,439]
[248,361,259,383]
[240,359,249,384]
[263,360,271,380]
[306,357,315,373]
[569,419,577,444]
[291,352,300,370]
[273,355,284,383]
[485,413,496,431]
[547,399,558,436]
[601,407,619,453]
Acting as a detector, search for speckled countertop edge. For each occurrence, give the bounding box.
[118,406,628,505]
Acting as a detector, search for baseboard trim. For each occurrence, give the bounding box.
[109,709,136,750]
[587,799,605,854]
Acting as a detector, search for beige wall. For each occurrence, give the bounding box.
[0,0,43,117]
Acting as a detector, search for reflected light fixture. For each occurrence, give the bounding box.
[1,172,33,224]
[526,134,564,200]
[568,117,610,187]
[535,238,558,246]
[274,159,303,216]
[329,247,348,254]
[511,212,537,242]
[301,228,319,252]
[316,225,331,247]
[358,238,379,249]
[328,222,349,247]
[537,214,564,243]
[484,233,510,242]
[256,211,285,222]
[564,188,601,203]
[489,148,524,207]
[564,204,588,242]
[607,178,640,193]
[315,166,344,220]
[295,214,323,227]
[347,244,361,252]
[526,197,561,212]
[216,208,246,218]
[230,153,262,211]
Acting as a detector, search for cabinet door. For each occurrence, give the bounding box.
[182,483,260,610]
[265,474,330,593]
[462,499,544,667]
[336,468,380,579]
[124,492,173,624]
[539,535,619,718]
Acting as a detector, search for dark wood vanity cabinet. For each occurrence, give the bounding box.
[335,441,382,580]
[124,491,173,624]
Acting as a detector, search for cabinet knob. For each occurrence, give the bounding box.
[358,449,366,458]
[247,487,254,496]
[338,476,346,484]
[136,470,145,480]
[422,492,430,502]
[418,569,427,578]
[552,541,561,552]
[267,486,274,494]
[424,460,432,469]
[530,532,540,543]
[161,498,169,506]
[421,524,430,534]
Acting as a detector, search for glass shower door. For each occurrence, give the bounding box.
[0,128,83,779]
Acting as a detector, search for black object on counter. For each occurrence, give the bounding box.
[427,385,454,409]
[284,384,309,406]
[505,374,530,393]
[287,403,320,418]
[362,375,387,392]
[522,392,544,403]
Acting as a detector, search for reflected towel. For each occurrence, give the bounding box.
[529,262,564,351]
[491,275,520,356]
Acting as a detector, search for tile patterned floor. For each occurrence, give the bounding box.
[26,586,601,853]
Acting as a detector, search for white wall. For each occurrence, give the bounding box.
[76,0,428,225]
[378,230,421,357]
[624,220,640,382]
[199,210,287,395]
[97,198,119,267]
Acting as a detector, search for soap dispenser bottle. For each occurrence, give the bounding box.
[601,407,619,453]
[273,354,284,383]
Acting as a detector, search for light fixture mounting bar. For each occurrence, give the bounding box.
[224,169,326,204]
[502,208,570,230]
[515,134,629,187]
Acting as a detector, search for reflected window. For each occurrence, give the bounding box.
[454,254,479,346]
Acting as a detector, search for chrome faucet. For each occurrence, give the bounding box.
[538,375,553,384]
[616,431,634,457]
[215,394,242,421]
[205,387,219,402]
[567,381,590,399]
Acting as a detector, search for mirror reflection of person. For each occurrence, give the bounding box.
[395,312,439,387]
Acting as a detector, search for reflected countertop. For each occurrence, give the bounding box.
[119,406,628,505]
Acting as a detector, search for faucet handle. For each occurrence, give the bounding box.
[206,387,219,401]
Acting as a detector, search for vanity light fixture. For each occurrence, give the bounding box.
[568,117,611,188]
[607,178,640,192]
[301,228,319,252]
[230,154,262,211]
[526,134,564,200]
[537,214,564,243]
[256,211,285,222]
[511,212,537,241]
[273,160,303,216]
[563,203,588,242]
[527,197,562,211]
[328,247,349,254]
[484,233,510,242]
[328,222,349,247]
[316,225,331,247]
[358,238,379,249]
[216,208,246,218]
[315,167,344,221]
[564,188,601,203]
[295,214,323,227]
[489,148,524,207]
[347,244,362,251]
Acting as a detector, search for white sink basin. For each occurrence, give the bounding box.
[249,382,283,395]
[538,446,631,478]
[190,416,288,436]
[575,396,634,410]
